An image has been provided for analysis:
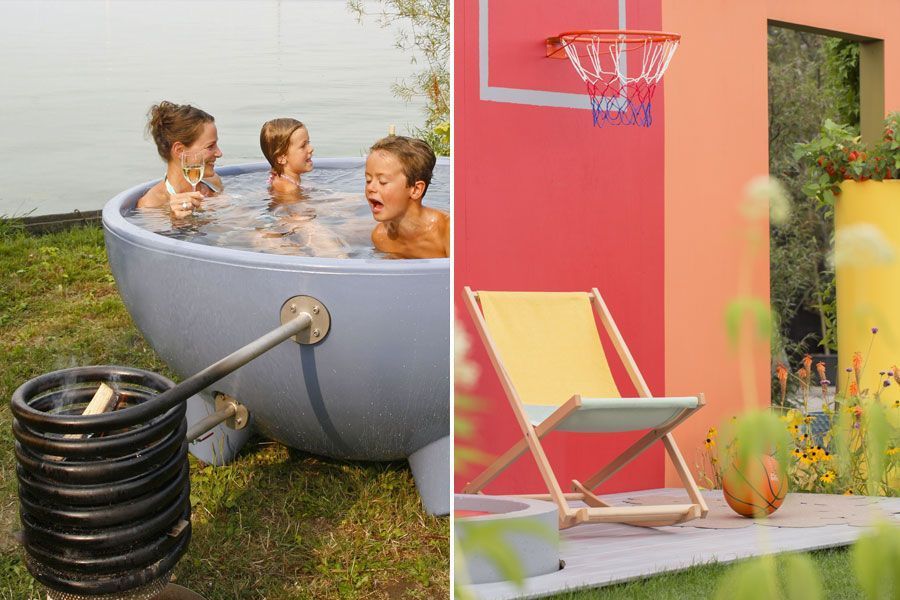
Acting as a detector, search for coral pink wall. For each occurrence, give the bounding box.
[661,0,900,486]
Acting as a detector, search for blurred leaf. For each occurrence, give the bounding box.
[456,519,556,588]
[725,298,772,349]
[783,553,822,600]
[852,520,900,600]
[714,555,778,600]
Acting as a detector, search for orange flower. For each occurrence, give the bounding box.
[849,380,859,397]
[816,361,826,382]
[802,354,812,372]
[893,365,900,385]
[776,362,788,403]
[797,367,809,384]
[852,351,862,382]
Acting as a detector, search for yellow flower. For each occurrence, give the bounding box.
[704,437,716,449]
[800,452,813,465]
[792,448,803,459]
[887,447,898,456]
[821,450,833,462]
[820,471,836,484]
[843,489,854,496]
[707,427,718,438]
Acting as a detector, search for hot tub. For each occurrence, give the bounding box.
[102,159,450,515]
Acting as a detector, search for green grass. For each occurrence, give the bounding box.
[544,547,860,599]
[0,222,449,599]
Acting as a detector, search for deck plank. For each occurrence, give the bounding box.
[461,488,900,600]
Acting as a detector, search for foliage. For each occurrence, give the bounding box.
[702,329,899,497]
[0,224,449,599]
[544,548,865,599]
[768,27,855,365]
[794,114,900,206]
[852,519,900,600]
[348,0,450,156]
[824,38,861,127]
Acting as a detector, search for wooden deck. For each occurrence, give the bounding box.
[461,488,900,600]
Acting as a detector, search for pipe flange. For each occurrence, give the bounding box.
[215,394,249,430]
[280,295,331,344]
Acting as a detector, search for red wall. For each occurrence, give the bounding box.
[454,0,668,493]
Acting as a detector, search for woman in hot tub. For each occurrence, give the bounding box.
[137,101,223,219]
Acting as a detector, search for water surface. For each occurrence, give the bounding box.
[0,0,426,216]
[125,163,450,259]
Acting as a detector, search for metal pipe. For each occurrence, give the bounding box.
[12,313,313,433]
[185,402,237,442]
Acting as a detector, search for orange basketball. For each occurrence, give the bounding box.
[722,454,787,517]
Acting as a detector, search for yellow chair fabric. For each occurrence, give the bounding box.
[479,291,620,406]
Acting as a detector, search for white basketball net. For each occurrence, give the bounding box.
[560,33,679,127]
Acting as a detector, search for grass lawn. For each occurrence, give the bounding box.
[0,223,449,599]
[543,547,861,599]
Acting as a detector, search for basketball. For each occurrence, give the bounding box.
[722,454,788,517]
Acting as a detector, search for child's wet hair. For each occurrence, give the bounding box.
[260,118,306,175]
[147,101,214,161]
[370,136,436,196]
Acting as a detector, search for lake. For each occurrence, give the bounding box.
[0,0,427,216]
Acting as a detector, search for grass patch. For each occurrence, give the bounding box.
[0,224,448,599]
[544,547,860,599]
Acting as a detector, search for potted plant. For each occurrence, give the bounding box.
[794,113,900,393]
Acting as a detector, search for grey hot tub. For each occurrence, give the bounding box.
[102,159,450,515]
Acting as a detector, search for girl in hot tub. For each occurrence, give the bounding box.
[258,118,347,257]
[137,101,223,219]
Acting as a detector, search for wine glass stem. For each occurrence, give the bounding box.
[192,184,197,192]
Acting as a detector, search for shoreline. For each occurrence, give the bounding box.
[2,209,102,235]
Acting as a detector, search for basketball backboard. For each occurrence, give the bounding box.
[479,0,663,110]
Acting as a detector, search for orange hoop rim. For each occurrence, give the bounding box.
[546,29,681,58]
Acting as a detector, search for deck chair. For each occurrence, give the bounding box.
[462,287,708,529]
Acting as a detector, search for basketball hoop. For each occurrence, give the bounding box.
[546,30,680,127]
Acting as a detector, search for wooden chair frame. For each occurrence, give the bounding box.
[462,286,709,529]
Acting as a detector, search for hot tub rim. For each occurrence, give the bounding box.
[102,158,450,275]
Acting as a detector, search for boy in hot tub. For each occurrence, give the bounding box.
[364,136,449,259]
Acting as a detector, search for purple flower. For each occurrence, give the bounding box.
[821,379,831,385]
[846,367,853,372]
[880,371,886,376]
[889,371,895,377]
[885,380,893,387]
[872,327,879,334]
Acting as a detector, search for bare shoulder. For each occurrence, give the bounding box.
[371,223,389,249]
[136,182,168,208]
[271,177,293,195]
[426,208,450,256]
[425,207,449,227]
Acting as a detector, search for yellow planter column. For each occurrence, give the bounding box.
[835,180,900,395]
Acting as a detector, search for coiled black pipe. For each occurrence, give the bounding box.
[10,314,313,597]
[11,366,190,597]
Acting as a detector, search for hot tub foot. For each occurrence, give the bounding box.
[186,393,252,466]
[408,435,450,516]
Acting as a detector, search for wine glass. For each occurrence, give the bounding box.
[181,150,205,192]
